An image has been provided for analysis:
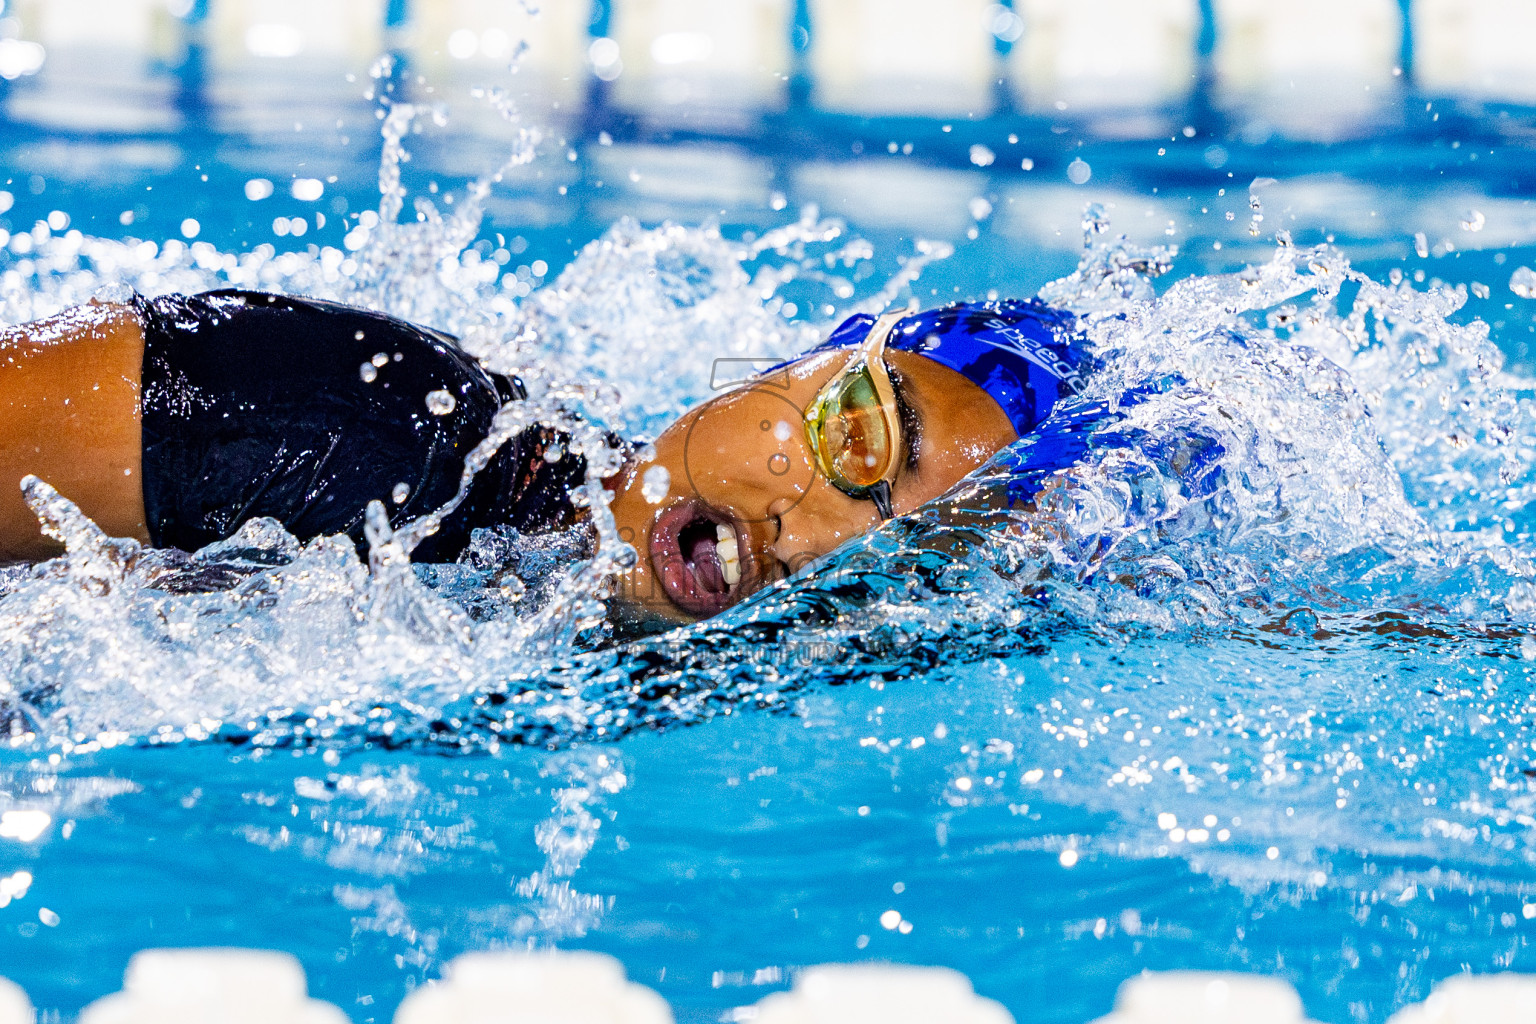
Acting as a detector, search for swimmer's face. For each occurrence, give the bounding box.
[604,349,1017,625]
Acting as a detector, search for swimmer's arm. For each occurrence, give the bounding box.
[0,302,148,560]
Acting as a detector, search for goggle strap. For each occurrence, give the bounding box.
[856,309,906,463]
[862,310,907,359]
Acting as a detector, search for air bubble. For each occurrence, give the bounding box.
[641,465,670,504]
[1081,202,1110,246]
[1510,266,1536,298]
[425,389,457,415]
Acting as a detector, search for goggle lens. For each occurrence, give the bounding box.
[808,366,896,491]
[803,311,908,512]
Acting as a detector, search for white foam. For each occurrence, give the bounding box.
[751,964,1013,1024]
[0,977,33,1024]
[1092,972,1317,1024]
[207,0,387,63]
[1011,0,1199,113]
[22,0,160,52]
[1212,0,1401,139]
[78,949,347,1024]
[608,0,793,111]
[806,0,998,115]
[1413,0,1536,104]
[1388,975,1536,1024]
[394,950,672,1024]
[412,0,589,105]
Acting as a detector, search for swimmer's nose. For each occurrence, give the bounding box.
[767,485,878,576]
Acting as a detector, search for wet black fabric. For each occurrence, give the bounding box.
[136,290,585,561]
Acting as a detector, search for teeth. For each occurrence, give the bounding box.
[715,524,741,587]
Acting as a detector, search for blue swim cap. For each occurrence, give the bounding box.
[805,299,1089,438]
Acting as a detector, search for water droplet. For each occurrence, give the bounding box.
[371,352,389,367]
[1247,178,1277,237]
[641,465,670,504]
[968,196,992,221]
[391,482,410,505]
[1414,232,1430,258]
[359,363,378,383]
[1081,202,1109,248]
[1510,266,1536,298]
[496,570,526,601]
[0,810,51,842]
[969,144,995,168]
[1066,158,1091,185]
[1460,209,1485,232]
[989,8,1023,41]
[425,389,457,415]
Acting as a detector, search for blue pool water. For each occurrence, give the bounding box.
[2,37,1536,1024]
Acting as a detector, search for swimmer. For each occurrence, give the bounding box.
[0,290,1087,624]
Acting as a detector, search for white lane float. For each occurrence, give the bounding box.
[78,949,348,1024]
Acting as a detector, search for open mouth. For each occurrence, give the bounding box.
[649,500,751,618]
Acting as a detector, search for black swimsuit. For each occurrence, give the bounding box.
[135,290,588,561]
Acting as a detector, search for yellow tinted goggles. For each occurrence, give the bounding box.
[802,311,907,520]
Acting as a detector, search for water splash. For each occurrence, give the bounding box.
[511,748,627,942]
[0,94,966,755]
[1248,177,1277,238]
[4,112,1536,1009]
[0,83,1531,788]
[437,213,1536,751]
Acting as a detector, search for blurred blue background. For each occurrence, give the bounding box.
[0,0,1529,350]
